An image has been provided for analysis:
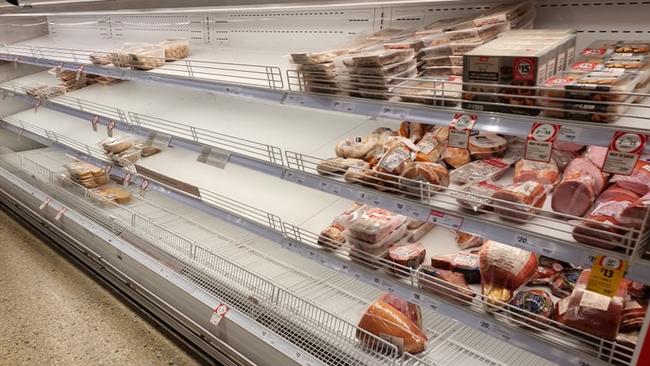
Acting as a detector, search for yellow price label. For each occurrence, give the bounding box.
[587,255,628,297]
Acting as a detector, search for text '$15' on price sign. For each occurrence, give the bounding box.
[586,255,628,297]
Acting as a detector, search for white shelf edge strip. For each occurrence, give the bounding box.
[5,90,649,285]
[2,51,650,154]
[0,118,617,366]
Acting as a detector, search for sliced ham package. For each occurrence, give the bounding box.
[513,159,560,185]
[479,241,538,309]
[552,157,606,217]
[553,270,629,340]
[492,181,547,221]
[419,265,476,304]
[572,186,640,250]
[457,180,503,212]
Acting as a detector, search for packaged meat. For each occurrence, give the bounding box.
[383,36,427,52]
[418,265,476,305]
[449,41,484,55]
[473,0,534,27]
[444,22,506,43]
[113,148,141,166]
[316,157,350,175]
[89,52,111,65]
[551,149,579,172]
[298,62,336,72]
[336,135,378,159]
[479,241,538,308]
[345,49,415,67]
[349,65,418,89]
[585,145,609,173]
[529,256,566,286]
[455,231,483,250]
[419,44,452,59]
[618,192,650,229]
[415,17,469,36]
[317,224,346,250]
[510,289,554,325]
[348,58,418,78]
[614,41,650,55]
[377,293,423,331]
[398,162,449,197]
[468,134,508,159]
[565,71,641,103]
[344,160,374,185]
[407,222,435,243]
[157,38,190,60]
[347,222,407,252]
[442,147,471,169]
[398,121,425,143]
[332,203,363,228]
[91,186,132,205]
[554,141,585,153]
[579,40,619,59]
[572,186,640,250]
[450,252,481,284]
[357,299,428,354]
[551,268,582,298]
[376,144,412,177]
[395,76,461,106]
[552,157,605,217]
[345,206,408,243]
[616,331,639,348]
[554,270,628,340]
[610,159,650,195]
[457,180,503,213]
[389,242,426,276]
[514,159,560,185]
[413,132,445,163]
[420,65,463,77]
[421,55,463,67]
[620,300,645,332]
[492,181,547,221]
[450,158,509,185]
[628,280,650,299]
[291,49,348,65]
[126,44,166,70]
[103,136,134,154]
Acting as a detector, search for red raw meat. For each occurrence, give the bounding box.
[554,270,628,340]
[479,241,538,309]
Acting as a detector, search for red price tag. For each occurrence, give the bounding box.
[524,122,559,162]
[123,173,132,186]
[602,132,647,175]
[56,62,63,77]
[105,163,112,174]
[139,179,149,196]
[448,113,476,149]
[91,116,99,132]
[209,303,230,326]
[55,207,67,221]
[75,65,84,81]
[39,197,51,210]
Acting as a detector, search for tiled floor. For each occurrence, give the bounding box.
[0,208,202,366]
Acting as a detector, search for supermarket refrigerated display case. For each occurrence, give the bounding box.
[0,1,650,366]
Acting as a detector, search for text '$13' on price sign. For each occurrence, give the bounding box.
[586,255,628,297]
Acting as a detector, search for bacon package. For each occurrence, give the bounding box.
[573,186,640,249]
[492,181,547,221]
[345,206,408,243]
[479,241,538,309]
[513,159,560,185]
[554,270,629,340]
[357,299,428,354]
[552,157,606,217]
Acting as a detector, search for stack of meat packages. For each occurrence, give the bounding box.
[541,40,650,123]
[63,160,108,188]
[290,1,534,102]
[55,69,88,91]
[317,203,433,273]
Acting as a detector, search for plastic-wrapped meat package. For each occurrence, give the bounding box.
[377,293,423,330]
[357,299,428,354]
[553,270,628,340]
[492,181,547,221]
[617,192,650,229]
[620,299,646,332]
[375,145,413,190]
[468,134,508,159]
[551,268,582,298]
[585,145,608,169]
[291,49,349,65]
[317,224,346,249]
[573,186,639,250]
[551,149,579,173]
[610,159,650,195]
[514,159,560,185]
[418,265,476,305]
[399,121,425,144]
[407,222,435,242]
[398,162,449,197]
[388,243,426,276]
[450,158,509,185]
[442,147,471,169]
[529,256,566,286]
[479,241,538,309]
[336,135,379,158]
[472,0,534,27]
[344,49,415,67]
[628,280,650,299]
[344,160,373,184]
[345,206,408,243]
[414,132,445,163]
[552,157,606,217]
[455,231,483,250]
[457,180,503,213]
[510,289,554,325]
[555,141,585,152]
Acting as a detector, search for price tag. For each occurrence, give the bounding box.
[139,179,149,196]
[379,106,410,120]
[587,255,628,297]
[331,100,356,113]
[146,131,172,149]
[602,132,647,175]
[209,303,230,326]
[54,207,67,221]
[447,113,476,149]
[55,62,63,77]
[91,116,99,132]
[107,120,115,137]
[105,163,112,175]
[525,123,559,162]
[427,209,463,229]
[558,126,582,142]
[197,146,230,169]
[123,173,132,187]
[39,197,51,210]
[75,65,84,81]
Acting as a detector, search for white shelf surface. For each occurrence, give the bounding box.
[6,71,647,275]
[14,144,553,366]
[1,106,633,366]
